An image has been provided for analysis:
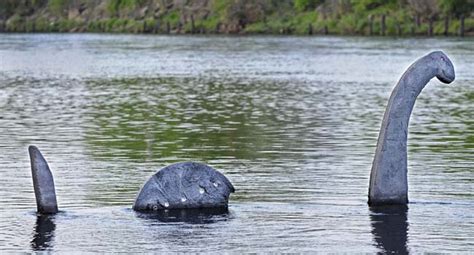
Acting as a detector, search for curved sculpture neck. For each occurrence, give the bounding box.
[369,56,437,205]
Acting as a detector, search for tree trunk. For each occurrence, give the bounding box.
[444,16,449,36]
[369,15,374,35]
[381,15,386,36]
[428,16,434,36]
[459,15,465,37]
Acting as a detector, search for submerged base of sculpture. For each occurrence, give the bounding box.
[133,162,235,211]
[368,195,408,206]
[135,207,230,223]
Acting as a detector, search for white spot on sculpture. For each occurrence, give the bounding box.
[368,51,455,205]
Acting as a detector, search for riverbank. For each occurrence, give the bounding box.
[1,1,472,36]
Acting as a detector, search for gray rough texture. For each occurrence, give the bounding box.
[133,162,235,211]
[368,51,455,205]
[29,146,58,214]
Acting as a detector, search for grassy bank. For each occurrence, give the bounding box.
[0,0,472,36]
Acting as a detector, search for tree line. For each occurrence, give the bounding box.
[0,0,472,36]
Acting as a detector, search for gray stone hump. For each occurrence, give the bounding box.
[133,162,235,211]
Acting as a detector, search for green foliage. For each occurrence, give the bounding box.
[107,0,147,16]
[0,0,473,35]
[184,16,221,33]
[293,11,319,34]
[108,19,129,32]
[352,0,395,12]
[144,18,158,32]
[265,16,291,33]
[35,17,51,31]
[48,0,67,15]
[200,16,221,31]
[337,13,360,34]
[56,19,77,32]
[243,11,319,35]
[438,0,474,18]
[25,19,35,32]
[5,14,23,32]
[385,16,398,35]
[244,22,267,33]
[352,0,400,16]
[294,0,322,12]
[162,10,180,27]
[209,0,231,20]
[125,20,145,33]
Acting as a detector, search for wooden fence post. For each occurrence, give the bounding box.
[428,16,434,36]
[444,16,449,36]
[396,21,402,36]
[153,21,159,33]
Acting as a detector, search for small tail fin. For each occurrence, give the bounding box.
[29,146,58,214]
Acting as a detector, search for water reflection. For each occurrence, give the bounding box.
[135,208,230,224]
[31,214,56,251]
[83,77,330,163]
[370,205,409,254]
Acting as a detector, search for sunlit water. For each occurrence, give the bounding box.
[0,34,472,253]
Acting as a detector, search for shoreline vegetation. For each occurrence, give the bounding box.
[0,0,472,36]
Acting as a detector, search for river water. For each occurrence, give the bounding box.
[0,34,472,253]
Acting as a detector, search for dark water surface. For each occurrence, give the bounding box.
[0,34,472,252]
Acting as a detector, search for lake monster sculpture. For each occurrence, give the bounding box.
[369,51,455,205]
[28,51,455,213]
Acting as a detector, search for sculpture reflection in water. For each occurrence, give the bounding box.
[135,207,230,224]
[31,214,56,251]
[370,205,409,254]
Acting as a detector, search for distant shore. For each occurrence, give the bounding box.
[1,1,472,36]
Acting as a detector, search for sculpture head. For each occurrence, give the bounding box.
[429,51,455,84]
